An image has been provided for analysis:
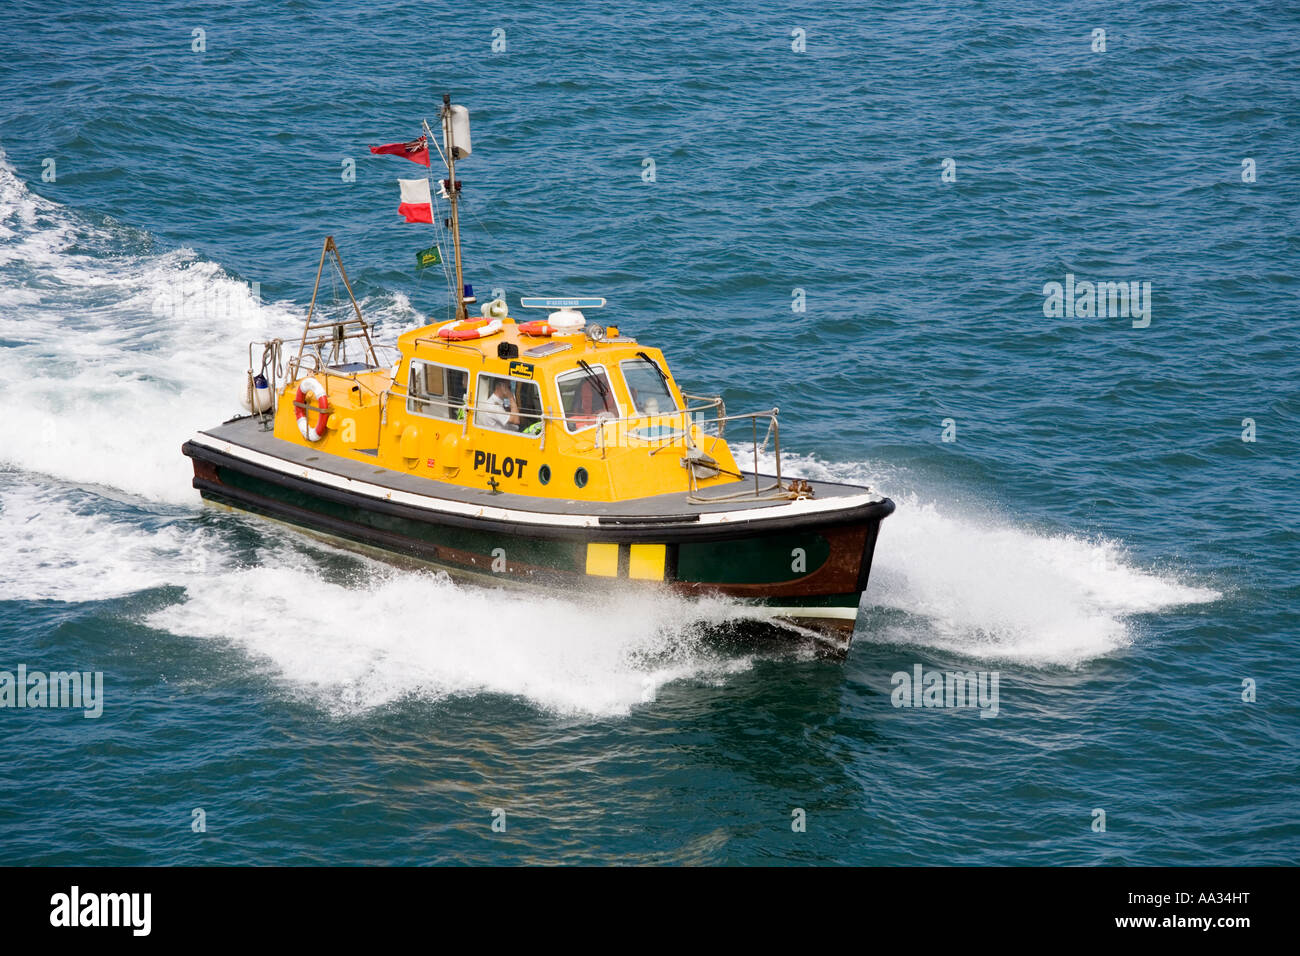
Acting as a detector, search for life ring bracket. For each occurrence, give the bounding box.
[294,376,332,442]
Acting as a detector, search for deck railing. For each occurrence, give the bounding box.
[277,368,800,503]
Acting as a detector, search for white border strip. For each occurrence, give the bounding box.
[188,432,884,531]
[740,605,859,621]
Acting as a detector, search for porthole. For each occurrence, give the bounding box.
[538,464,551,485]
[574,467,588,488]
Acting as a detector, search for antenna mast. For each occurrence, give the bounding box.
[439,93,468,320]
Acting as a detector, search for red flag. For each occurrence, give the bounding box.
[369,136,431,167]
[397,179,433,223]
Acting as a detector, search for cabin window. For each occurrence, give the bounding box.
[407,361,468,420]
[556,365,618,433]
[474,374,543,436]
[620,357,678,416]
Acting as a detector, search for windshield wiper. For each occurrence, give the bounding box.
[636,351,671,390]
[575,359,609,399]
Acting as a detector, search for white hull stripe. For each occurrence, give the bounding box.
[739,605,859,620]
[188,432,884,531]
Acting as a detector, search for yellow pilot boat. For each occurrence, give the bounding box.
[182,98,894,653]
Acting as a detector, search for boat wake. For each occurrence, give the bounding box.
[0,150,1220,719]
[0,152,300,502]
[758,452,1220,667]
[0,478,755,718]
[149,563,754,717]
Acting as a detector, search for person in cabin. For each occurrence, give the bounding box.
[480,378,521,431]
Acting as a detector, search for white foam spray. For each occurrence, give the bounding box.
[760,451,1220,667]
[0,150,411,502]
[0,477,225,602]
[148,567,755,717]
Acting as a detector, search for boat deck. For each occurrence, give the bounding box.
[194,415,885,521]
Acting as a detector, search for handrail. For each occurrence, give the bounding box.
[286,350,320,382]
[682,392,726,438]
[283,362,393,407]
[391,386,546,436]
[283,364,795,502]
[680,407,793,503]
[247,338,285,427]
[412,336,488,361]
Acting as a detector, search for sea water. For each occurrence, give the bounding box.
[0,0,1296,864]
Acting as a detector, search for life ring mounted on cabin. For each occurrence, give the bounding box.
[436,318,503,341]
[294,377,331,442]
[518,308,586,337]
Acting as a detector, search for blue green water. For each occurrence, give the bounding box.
[1,0,1297,864]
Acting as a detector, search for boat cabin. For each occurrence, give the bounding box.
[271,309,745,504]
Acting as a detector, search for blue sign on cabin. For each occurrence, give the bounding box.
[519,297,606,309]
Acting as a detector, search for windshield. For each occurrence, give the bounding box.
[621,357,677,416]
[557,365,617,432]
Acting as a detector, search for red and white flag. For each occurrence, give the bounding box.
[397,178,433,223]
[370,136,430,167]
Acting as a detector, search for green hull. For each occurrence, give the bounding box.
[183,438,893,651]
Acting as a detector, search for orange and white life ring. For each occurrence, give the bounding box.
[294,377,331,442]
[436,318,502,341]
[524,309,586,337]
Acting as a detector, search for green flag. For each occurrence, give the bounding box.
[416,244,442,270]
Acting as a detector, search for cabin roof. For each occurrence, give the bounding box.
[399,318,660,371]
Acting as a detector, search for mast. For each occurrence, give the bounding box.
[293,236,378,377]
[440,93,467,320]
